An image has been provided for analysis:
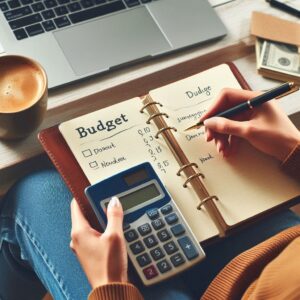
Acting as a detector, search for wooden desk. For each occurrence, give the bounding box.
[1,0,300,197]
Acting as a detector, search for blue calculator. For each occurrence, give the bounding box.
[85,162,205,286]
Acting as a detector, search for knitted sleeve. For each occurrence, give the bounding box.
[88,283,144,300]
[241,237,300,300]
[200,225,300,300]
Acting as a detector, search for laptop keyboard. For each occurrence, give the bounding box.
[0,0,153,40]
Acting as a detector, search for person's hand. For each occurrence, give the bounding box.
[200,88,300,161]
[70,197,128,289]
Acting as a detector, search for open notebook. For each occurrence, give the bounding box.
[53,64,300,242]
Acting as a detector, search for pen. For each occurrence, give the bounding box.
[184,82,299,131]
[266,0,300,18]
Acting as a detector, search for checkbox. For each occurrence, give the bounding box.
[89,161,98,169]
[82,149,92,157]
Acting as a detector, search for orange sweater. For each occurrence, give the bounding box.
[89,144,300,300]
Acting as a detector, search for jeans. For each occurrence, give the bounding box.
[1,168,300,300]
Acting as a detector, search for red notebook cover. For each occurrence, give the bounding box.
[38,62,250,231]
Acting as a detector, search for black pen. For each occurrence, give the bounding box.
[266,0,300,18]
[185,82,299,131]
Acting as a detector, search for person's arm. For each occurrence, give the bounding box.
[70,197,144,300]
[199,88,300,300]
[199,88,300,165]
[241,236,300,300]
[88,283,144,300]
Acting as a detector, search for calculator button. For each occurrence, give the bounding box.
[170,253,185,267]
[138,223,152,236]
[178,236,199,260]
[143,265,159,280]
[143,234,158,249]
[130,241,145,255]
[171,224,186,236]
[124,229,138,242]
[157,229,171,242]
[157,259,172,273]
[161,204,173,215]
[147,208,159,220]
[165,213,178,225]
[151,218,165,230]
[150,247,165,261]
[163,241,178,255]
[136,253,151,267]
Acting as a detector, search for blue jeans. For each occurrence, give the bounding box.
[1,168,300,300]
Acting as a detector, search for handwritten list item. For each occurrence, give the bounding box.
[59,98,176,184]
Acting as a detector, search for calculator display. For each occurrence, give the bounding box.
[124,169,149,186]
[119,183,160,211]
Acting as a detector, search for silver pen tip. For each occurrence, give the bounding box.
[289,82,295,88]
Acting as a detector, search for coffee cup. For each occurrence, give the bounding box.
[0,55,47,140]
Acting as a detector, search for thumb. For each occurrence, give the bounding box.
[204,117,247,137]
[105,197,124,234]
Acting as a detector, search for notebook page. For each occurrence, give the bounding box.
[149,64,300,226]
[59,98,219,242]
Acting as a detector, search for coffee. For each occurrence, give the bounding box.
[0,55,47,140]
[0,57,45,113]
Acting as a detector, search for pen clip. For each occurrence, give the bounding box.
[275,83,299,99]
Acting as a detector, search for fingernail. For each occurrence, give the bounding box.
[204,118,217,127]
[109,196,120,208]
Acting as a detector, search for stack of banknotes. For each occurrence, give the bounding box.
[256,38,300,85]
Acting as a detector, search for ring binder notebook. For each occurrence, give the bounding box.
[142,95,229,236]
[197,196,219,210]
[146,112,169,124]
[140,101,163,113]
[155,127,177,139]
[177,163,199,176]
[183,173,205,188]
[39,63,300,244]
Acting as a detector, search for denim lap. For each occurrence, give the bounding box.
[1,168,300,300]
[0,169,91,300]
[0,169,195,300]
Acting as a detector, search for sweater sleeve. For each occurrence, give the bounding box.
[280,143,300,181]
[242,237,300,300]
[201,225,300,300]
[88,283,144,300]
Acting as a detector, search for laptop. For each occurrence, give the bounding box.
[0,0,227,89]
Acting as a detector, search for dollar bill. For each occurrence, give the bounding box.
[260,40,300,77]
[255,38,263,69]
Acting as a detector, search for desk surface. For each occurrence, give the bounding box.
[1,0,300,194]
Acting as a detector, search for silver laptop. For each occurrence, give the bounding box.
[0,0,227,89]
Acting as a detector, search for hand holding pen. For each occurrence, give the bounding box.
[185,82,297,130]
[186,85,300,160]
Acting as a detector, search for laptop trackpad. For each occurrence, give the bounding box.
[53,7,171,76]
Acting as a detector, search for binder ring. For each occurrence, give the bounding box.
[140,101,163,113]
[146,113,169,124]
[197,196,219,210]
[183,172,205,188]
[177,163,198,176]
[155,127,177,139]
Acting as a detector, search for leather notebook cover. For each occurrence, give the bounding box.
[38,62,250,231]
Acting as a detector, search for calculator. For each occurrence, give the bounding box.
[85,162,205,286]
